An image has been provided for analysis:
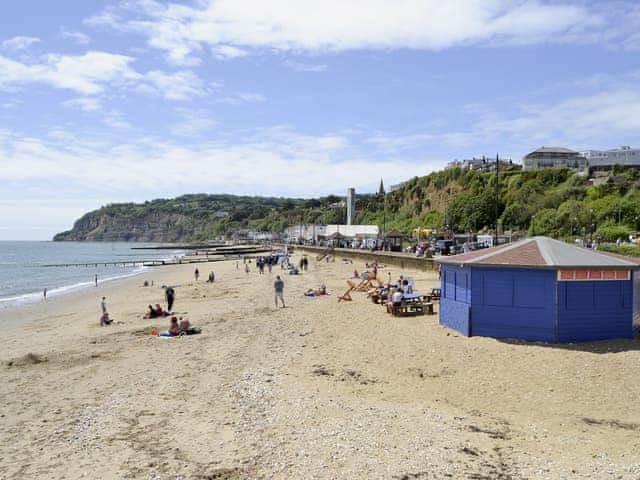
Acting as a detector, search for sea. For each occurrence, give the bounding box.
[0,241,185,310]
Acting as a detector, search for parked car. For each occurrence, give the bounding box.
[434,239,455,255]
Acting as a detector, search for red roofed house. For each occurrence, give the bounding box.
[434,236,640,342]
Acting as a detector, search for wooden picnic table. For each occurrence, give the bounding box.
[386,293,435,316]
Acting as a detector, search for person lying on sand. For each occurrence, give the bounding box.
[304,285,327,297]
[159,316,201,336]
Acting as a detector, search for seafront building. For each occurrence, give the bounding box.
[522,147,588,171]
[580,146,640,170]
[284,224,378,246]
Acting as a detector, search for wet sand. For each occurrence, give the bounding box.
[1,254,640,479]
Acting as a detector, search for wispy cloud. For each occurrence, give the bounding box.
[60,28,91,45]
[63,97,102,112]
[219,92,265,105]
[212,45,248,60]
[83,0,624,65]
[0,50,205,100]
[170,108,217,137]
[284,60,327,72]
[1,36,40,51]
[366,73,640,158]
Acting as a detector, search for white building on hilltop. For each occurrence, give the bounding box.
[580,146,640,170]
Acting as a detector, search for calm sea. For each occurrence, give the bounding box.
[0,241,184,310]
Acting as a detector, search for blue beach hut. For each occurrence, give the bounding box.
[435,237,640,342]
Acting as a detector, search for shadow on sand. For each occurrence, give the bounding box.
[498,332,640,354]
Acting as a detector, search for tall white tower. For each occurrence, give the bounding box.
[346,188,356,225]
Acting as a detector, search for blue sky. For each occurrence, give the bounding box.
[2,0,640,239]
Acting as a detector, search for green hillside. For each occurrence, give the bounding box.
[54,166,640,243]
[359,165,640,242]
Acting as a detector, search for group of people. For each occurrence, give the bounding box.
[193,268,216,282]
[255,256,274,274]
[368,272,412,305]
[159,316,200,337]
[144,303,169,318]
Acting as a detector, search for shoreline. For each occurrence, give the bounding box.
[2,254,640,478]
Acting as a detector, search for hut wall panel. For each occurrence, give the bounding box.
[557,280,633,341]
[471,268,556,342]
[440,265,471,336]
[634,272,640,334]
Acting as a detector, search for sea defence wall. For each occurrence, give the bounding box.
[290,245,437,271]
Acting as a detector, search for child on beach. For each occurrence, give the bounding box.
[274,275,285,308]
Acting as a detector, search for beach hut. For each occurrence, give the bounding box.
[435,236,640,342]
[383,230,404,252]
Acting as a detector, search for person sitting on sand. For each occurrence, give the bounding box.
[100,312,113,326]
[154,304,165,317]
[179,317,191,331]
[144,304,157,319]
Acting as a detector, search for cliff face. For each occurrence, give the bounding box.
[53,193,304,242]
[54,210,208,242]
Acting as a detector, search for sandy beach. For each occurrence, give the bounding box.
[1,253,640,479]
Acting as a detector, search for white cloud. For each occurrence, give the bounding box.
[219,92,265,105]
[366,76,640,157]
[102,111,131,129]
[60,28,91,45]
[284,60,327,72]
[143,70,205,100]
[1,36,40,51]
[62,97,102,112]
[85,0,612,65]
[0,51,204,100]
[212,45,248,59]
[0,125,414,204]
[170,108,217,137]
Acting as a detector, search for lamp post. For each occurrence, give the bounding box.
[531,215,536,237]
[494,153,499,247]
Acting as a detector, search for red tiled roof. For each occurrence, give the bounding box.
[475,240,545,266]
[435,237,639,269]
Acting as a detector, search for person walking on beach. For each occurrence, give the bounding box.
[245,263,250,275]
[165,287,175,312]
[43,288,47,300]
[194,268,199,281]
[95,273,98,287]
[274,275,285,308]
[101,296,107,314]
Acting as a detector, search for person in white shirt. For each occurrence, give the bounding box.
[391,288,404,304]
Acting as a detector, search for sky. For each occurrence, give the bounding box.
[2,1,640,240]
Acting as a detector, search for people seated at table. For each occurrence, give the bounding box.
[402,278,413,294]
